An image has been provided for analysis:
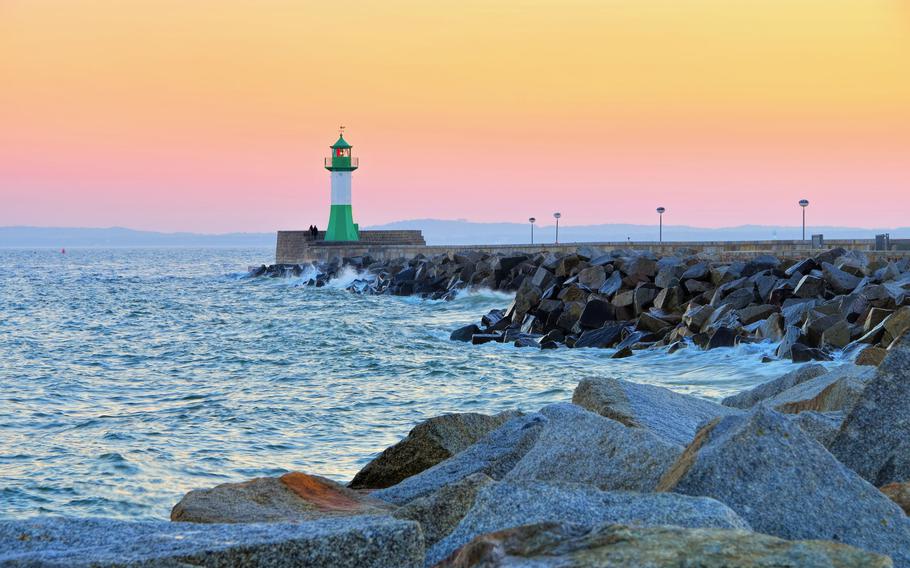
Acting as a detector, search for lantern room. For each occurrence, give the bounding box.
[325,134,358,171]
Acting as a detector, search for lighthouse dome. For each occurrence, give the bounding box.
[331,135,352,149]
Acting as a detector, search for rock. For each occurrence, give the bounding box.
[654,264,685,289]
[427,480,749,566]
[791,343,832,362]
[574,322,625,349]
[653,285,683,310]
[171,473,391,523]
[880,482,910,515]
[637,311,672,333]
[823,261,862,294]
[439,522,891,568]
[803,312,845,347]
[350,412,520,490]
[372,413,547,506]
[757,312,785,341]
[633,284,660,314]
[761,365,873,414]
[721,364,828,409]
[775,325,802,359]
[611,346,634,358]
[736,304,777,325]
[707,326,738,349]
[830,332,910,487]
[621,256,658,284]
[856,345,888,366]
[0,516,424,568]
[716,287,756,311]
[681,262,710,280]
[883,306,910,346]
[866,308,894,332]
[470,333,501,345]
[794,274,825,298]
[683,303,715,332]
[505,403,682,491]
[577,298,615,329]
[598,271,623,296]
[577,265,606,289]
[821,319,852,349]
[449,324,479,342]
[657,406,910,566]
[791,410,845,447]
[393,473,493,547]
[572,377,740,446]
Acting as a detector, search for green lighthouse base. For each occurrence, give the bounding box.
[325,204,359,241]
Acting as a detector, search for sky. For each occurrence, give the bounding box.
[1,0,908,233]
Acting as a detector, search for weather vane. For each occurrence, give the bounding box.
[339,125,346,136]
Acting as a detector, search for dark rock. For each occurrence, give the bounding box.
[577,299,615,330]
[735,304,777,325]
[681,262,710,281]
[822,261,862,294]
[856,345,888,366]
[611,346,634,358]
[598,271,623,296]
[637,312,672,333]
[471,333,501,345]
[683,304,715,333]
[790,343,832,362]
[775,325,802,358]
[450,324,480,342]
[350,412,519,490]
[707,326,737,350]
[577,265,607,289]
[793,274,825,298]
[574,322,625,349]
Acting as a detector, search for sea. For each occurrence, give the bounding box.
[0,247,847,521]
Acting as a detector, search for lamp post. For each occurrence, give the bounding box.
[528,217,536,244]
[553,212,561,244]
[656,207,666,243]
[799,199,809,241]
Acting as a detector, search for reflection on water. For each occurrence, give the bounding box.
[0,248,845,520]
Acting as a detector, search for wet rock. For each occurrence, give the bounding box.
[598,270,623,296]
[633,284,660,314]
[171,473,392,523]
[880,482,910,515]
[775,325,802,359]
[611,345,634,358]
[372,413,547,506]
[439,522,891,568]
[449,324,479,342]
[757,312,785,341]
[350,412,520,490]
[470,333,500,345]
[856,345,888,366]
[577,298,615,329]
[504,403,681,491]
[821,319,852,349]
[0,516,424,568]
[657,406,910,566]
[427,480,749,566]
[830,332,910,487]
[572,377,740,447]
[791,343,832,362]
[393,473,493,547]
[721,364,828,409]
[574,322,625,349]
[683,304,715,333]
[794,274,825,298]
[707,326,738,349]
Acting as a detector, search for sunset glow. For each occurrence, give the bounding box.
[2,0,908,232]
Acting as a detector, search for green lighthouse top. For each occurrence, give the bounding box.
[330,135,351,150]
[325,126,358,171]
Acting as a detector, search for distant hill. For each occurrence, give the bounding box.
[367,219,910,245]
[0,227,274,247]
[2,221,907,247]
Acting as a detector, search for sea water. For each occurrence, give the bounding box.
[0,248,845,520]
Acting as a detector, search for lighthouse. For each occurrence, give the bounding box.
[324,127,360,241]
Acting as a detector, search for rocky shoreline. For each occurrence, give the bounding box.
[3,336,910,566]
[252,246,910,363]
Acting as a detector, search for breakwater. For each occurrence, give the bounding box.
[252,245,910,365]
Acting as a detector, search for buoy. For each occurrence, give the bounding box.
[61,248,66,254]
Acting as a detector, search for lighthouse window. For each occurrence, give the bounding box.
[335,149,350,157]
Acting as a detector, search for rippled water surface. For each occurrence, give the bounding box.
[0,248,844,520]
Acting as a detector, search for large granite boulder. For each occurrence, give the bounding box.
[823,262,862,294]
[371,413,547,506]
[657,406,910,566]
[438,522,890,568]
[761,364,873,414]
[0,516,424,568]
[427,480,749,566]
[393,473,493,547]
[504,403,681,491]
[572,377,740,446]
[171,472,392,523]
[574,322,625,348]
[830,332,910,486]
[721,364,828,409]
[349,411,519,490]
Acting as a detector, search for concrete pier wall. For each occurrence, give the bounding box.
[276,233,910,264]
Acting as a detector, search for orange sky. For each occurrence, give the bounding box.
[1,0,908,232]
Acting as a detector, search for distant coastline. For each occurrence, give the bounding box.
[2,221,909,248]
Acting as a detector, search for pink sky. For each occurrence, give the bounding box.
[1,1,908,233]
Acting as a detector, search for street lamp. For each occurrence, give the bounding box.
[528,217,536,244]
[799,199,809,241]
[553,212,562,244]
[656,207,666,243]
